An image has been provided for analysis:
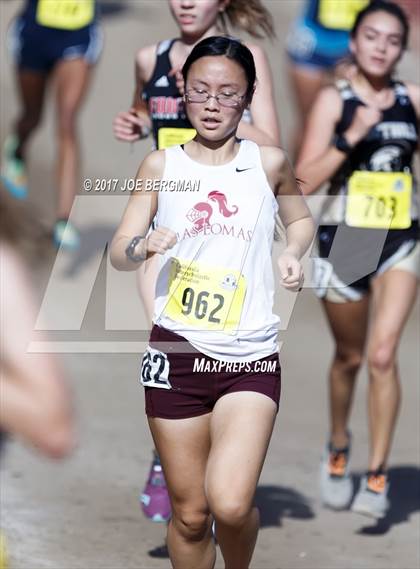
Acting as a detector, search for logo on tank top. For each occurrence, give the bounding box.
[186,191,238,232]
[375,122,417,141]
[154,75,170,88]
[221,274,238,290]
[368,145,407,172]
[149,96,185,119]
[178,191,253,242]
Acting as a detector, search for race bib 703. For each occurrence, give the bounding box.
[345,170,412,229]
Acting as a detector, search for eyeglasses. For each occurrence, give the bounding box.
[185,89,245,108]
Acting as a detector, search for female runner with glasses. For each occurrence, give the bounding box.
[113,0,281,526]
[111,36,314,568]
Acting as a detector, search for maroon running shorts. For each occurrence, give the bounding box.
[141,325,281,419]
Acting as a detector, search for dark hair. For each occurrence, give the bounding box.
[182,36,256,102]
[352,0,409,49]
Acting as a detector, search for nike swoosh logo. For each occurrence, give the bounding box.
[235,167,254,172]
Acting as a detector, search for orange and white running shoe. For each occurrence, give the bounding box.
[320,436,353,510]
[351,469,389,519]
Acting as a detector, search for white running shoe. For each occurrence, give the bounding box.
[320,439,353,510]
[1,135,28,199]
[351,473,389,519]
[53,219,80,250]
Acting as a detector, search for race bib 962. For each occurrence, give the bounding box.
[164,258,247,334]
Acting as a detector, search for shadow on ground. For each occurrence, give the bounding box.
[255,485,315,528]
[354,465,420,536]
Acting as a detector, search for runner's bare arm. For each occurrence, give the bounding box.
[262,146,314,260]
[110,150,176,271]
[295,87,347,194]
[113,45,155,142]
[0,245,74,458]
[131,44,156,120]
[237,45,281,146]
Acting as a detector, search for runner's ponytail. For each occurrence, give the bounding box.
[220,0,275,39]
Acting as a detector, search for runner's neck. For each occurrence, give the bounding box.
[351,72,395,109]
[182,136,241,166]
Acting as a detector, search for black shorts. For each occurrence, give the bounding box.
[141,325,281,420]
[8,16,103,72]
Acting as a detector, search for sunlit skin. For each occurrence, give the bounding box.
[350,11,404,86]
[296,9,413,194]
[169,0,229,43]
[113,0,281,149]
[111,40,315,567]
[184,56,251,148]
[296,6,420,484]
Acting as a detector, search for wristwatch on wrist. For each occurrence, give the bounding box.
[139,124,151,139]
[334,133,353,154]
[129,110,151,140]
[125,235,147,262]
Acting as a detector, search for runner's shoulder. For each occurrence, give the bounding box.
[320,83,345,100]
[135,43,159,82]
[259,146,288,177]
[312,85,344,121]
[139,149,166,178]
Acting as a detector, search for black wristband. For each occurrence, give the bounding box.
[334,134,353,154]
[125,235,147,262]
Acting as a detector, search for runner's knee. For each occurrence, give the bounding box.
[334,346,363,375]
[172,508,210,541]
[368,337,397,375]
[211,497,251,528]
[57,107,78,137]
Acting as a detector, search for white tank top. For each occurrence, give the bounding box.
[153,139,280,362]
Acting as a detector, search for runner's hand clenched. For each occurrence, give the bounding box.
[147,227,177,255]
[345,105,382,146]
[113,108,150,142]
[278,252,304,292]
